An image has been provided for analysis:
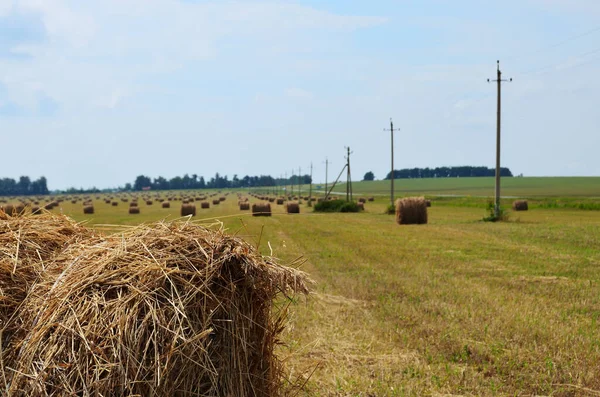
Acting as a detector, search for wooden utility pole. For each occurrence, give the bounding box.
[384,119,396,207]
[323,157,332,199]
[298,166,302,198]
[309,162,313,201]
[488,60,512,218]
[345,146,353,202]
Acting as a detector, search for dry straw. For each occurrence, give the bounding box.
[395,197,428,225]
[252,203,272,217]
[0,212,94,354]
[1,218,310,396]
[512,200,528,211]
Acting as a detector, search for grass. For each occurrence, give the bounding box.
[3,183,600,395]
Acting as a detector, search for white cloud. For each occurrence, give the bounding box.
[286,87,313,99]
[0,0,14,16]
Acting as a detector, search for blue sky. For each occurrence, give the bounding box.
[1,0,599,190]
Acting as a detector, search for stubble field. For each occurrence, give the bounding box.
[2,177,599,396]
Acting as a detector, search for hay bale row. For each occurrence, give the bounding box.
[0,215,310,396]
[395,197,428,225]
[252,203,272,217]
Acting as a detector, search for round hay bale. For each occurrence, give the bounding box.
[4,221,310,396]
[512,200,528,211]
[425,199,432,207]
[276,198,284,205]
[146,200,153,206]
[219,197,226,202]
[129,207,140,214]
[212,199,220,205]
[286,203,300,214]
[357,202,365,210]
[368,197,374,202]
[239,202,250,211]
[161,201,170,208]
[252,202,272,217]
[395,197,428,225]
[358,197,366,203]
[83,205,94,214]
[201,202,210,209]
[111,201,118,206]
[15,204,26,215]
[130,202,138,207]
[180,203,196,217]
[31,206,41,215]
[2,204,15,216]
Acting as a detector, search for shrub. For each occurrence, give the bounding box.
[314,199,361,213]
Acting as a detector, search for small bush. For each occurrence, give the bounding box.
[385,204,395,215]
[483,201,509,222]
[314,199,361,213]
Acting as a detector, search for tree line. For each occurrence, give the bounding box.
[0,176,49,196]
[381,166,513,180]
[131,173,312,191]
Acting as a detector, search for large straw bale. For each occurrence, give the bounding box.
[395,197,428,225]
[5,221,310,396]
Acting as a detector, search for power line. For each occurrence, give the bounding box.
[517,45,600,77]
[507,24,600,62]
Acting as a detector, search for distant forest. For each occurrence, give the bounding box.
[131,173,312,191]
[384,166,513,180]
[0,176,49,196]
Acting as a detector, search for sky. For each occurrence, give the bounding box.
[1,0,599,190]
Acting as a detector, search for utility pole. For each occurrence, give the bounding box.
[299,166,302,198]
[384,118,396,207]
[323,157,331,198]
[291,169,294,197]
[488,60,512,218]
[309,162,313,201]
[345,146,353,202]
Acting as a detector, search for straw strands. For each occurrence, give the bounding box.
[1,216,311,396]
[395,197,428,225]
[0,212,95,351]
